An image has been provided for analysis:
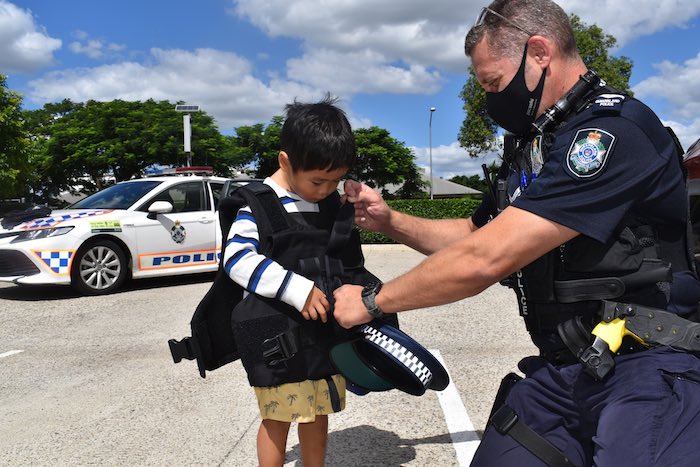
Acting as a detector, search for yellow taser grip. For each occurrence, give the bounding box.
[591,318,646,353]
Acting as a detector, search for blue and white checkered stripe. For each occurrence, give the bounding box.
[35,251,74,275]
[361,324,433,387]
[21,210,107,230]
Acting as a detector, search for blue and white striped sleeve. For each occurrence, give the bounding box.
[222,205,314,312]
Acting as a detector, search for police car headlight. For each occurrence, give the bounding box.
[11,226,75,243]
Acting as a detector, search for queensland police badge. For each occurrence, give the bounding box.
[566,128,615,178]
[171,220,186,243]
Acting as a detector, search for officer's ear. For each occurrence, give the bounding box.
[526,35,552,71]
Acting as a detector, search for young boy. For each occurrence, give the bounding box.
[222,95,356,467]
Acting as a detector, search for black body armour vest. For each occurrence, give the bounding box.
[232,184,382,387]
[168,182,396,382]
[496,87,696,357]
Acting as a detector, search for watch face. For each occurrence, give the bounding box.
[362,282,379,297]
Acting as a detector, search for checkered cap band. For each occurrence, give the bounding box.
[360,324,433,386]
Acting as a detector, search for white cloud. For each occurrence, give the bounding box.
[633,52,700,122]
[287,48,443,95]
[69,31,125,60]
[560,0,700,47]
[412,141,500,178]
[661,119,700,155]
[233,0,475,78]
[27,48,322,131]
[0,0,61,74]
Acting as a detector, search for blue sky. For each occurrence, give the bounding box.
[2,0,700,179]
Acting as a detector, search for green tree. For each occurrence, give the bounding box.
[0,75,31,199]
[570,15,632,93]
[230,120,425,198]
[24,99,233,202]
[458,15,633,156]
[229,117,283,178]
[352,126,425,198]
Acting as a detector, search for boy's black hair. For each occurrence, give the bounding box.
[280,94,356,172]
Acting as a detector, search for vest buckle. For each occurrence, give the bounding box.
[262,328,302,366]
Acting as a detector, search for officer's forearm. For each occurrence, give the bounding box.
[382,210,477,256]
[375,206,579,313]
[375,236,496,313]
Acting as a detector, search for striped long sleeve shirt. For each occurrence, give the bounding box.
[222,178,318,312]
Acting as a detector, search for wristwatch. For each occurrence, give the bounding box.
[361,281,384,318]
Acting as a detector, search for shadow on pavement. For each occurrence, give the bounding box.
[285,425,468,466]
[0,272,216,301]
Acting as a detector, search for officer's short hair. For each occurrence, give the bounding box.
[464,0,578,63]
[280,93,356,172]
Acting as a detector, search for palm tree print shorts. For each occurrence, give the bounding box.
[254,374,346,423]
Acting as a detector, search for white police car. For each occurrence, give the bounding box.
[0,167,252,295]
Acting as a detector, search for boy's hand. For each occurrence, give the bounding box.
[333,284,373,328]
[301,286,330,322]
[343,179,391,233]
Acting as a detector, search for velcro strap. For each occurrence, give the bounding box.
[555,277,625,303]
[554,263,672,303]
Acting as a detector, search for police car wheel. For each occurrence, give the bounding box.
[71,240,128,295]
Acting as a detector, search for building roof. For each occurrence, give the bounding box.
[382,171,482,198]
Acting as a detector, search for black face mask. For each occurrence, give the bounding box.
[486,45,546,135]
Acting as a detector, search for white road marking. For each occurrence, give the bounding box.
[430,349,481,467]
[0,350,24,359]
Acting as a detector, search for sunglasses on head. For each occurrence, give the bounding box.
[474,6,534,37]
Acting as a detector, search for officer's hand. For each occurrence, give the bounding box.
[333,284,373,328]
[343,180,391,233]
[302,286,330,322]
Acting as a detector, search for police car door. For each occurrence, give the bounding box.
[132,180,217,276]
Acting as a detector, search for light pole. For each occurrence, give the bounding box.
[429,107,436,200]
[175,104,201,167]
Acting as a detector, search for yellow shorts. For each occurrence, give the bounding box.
[254,374,346,423]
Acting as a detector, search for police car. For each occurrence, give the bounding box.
[683,137,700,259]
[0,167,253,295]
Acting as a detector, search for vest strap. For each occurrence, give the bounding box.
[553,262,672,303]
[491,405,580,467]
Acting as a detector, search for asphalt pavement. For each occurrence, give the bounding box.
[0,244,537,466]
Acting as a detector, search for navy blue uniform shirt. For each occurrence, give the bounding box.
[492,93,700,316]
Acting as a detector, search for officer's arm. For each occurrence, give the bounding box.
[375,206,580,313]
[345,179,478,255]
[380,211,478,256]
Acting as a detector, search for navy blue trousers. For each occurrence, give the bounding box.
[471,347,700,466]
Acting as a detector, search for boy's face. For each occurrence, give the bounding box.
[285,165,348,203]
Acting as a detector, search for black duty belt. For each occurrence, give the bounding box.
[558,300,700,380]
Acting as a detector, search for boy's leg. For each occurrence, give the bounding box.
[257,419,291,467]
[298,415,329,467]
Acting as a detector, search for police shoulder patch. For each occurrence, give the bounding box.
[566,128,615,178]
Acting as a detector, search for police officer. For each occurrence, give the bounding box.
[333,0,700,465]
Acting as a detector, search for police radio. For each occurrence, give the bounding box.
[532,70,602,133]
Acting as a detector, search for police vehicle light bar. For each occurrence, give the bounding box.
[149,166,214,176]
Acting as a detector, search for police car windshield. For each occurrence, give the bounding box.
[70,180,162,209]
